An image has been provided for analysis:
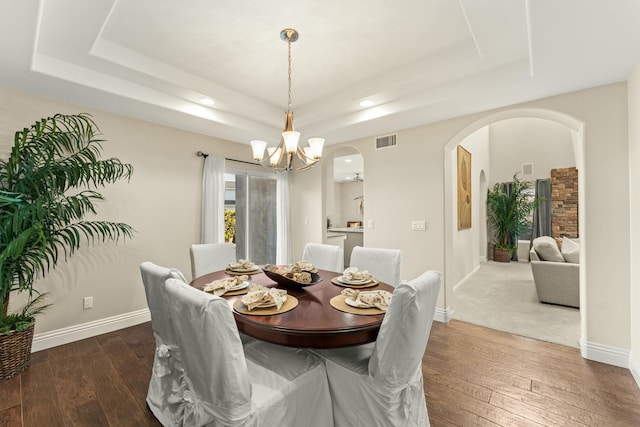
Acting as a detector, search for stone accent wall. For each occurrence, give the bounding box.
[551,167,579,240]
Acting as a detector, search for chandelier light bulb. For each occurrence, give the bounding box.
[308,138,325,159]
[250,140,267,161]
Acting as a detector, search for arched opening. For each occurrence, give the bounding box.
[443,108,586,348]
[322,145,364,267]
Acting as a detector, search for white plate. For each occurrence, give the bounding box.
[229,265,258,272]
[338,275,372,285]
[227,281,250,291]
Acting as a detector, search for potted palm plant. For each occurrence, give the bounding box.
[486,173,540,263]
[0,113,134,380]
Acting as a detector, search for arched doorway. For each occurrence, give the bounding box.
[321,145,365,266]
[443,108,586,344]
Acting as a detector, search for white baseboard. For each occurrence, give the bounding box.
[32,309,151,352]
[630,352,640,389]
[580,338,630,369]
[434,306,453,323]
[452,264,482,293]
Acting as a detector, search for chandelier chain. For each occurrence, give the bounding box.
[287,37,292,112]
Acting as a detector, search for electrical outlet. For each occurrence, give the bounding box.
[83,296,93,309]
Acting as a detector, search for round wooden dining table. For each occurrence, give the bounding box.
[190,268,394,348]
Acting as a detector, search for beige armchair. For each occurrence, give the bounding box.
[529,237,580,308]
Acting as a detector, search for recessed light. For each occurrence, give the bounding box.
[345,159,352,163]
[200,98,215,106]
[359,99,374,108]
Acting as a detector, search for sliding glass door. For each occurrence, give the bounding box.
[225,170,277,265]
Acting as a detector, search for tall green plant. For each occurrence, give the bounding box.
[486,173,540,250]
[0,113,134,329]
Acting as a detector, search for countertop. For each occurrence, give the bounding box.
[327,227,364,233]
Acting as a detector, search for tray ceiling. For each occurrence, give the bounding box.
[1,0,640,146]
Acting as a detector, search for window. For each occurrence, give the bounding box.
[225,169,277,264]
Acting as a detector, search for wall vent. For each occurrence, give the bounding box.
[522,163,534,176]
[375,133,398,150]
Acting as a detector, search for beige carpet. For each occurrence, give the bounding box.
[452,261,580,348]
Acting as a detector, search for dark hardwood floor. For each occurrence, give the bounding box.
[1,320,639,426]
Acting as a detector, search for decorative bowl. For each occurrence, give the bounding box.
[262,265,323,288]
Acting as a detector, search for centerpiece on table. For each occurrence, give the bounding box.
[262,261,322,287]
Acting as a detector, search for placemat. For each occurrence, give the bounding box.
[331,277,379,288]
[233,295,298,316]
[225,268,261,276]
[329,295,385,315]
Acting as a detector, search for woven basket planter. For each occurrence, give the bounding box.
[0,322,35,381]
[493,247,512,263]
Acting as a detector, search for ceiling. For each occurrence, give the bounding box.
[2,1,640,152]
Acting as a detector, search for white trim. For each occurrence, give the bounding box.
[457,0,483,58]
[630,352,640,389]
[434,306,453,323]
[580,338,629,369]
[32,309,151,352]
[452,264,481,293]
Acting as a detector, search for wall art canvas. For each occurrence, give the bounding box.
[457,145,472,230]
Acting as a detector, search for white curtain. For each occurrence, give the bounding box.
[276,172,290,264]
[201,156,225,243]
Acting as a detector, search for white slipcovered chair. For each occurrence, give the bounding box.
[317,270,441,427]
[139,262,189,426]
[189,242,236,279]
[302,242,344,272]
[349,245,402,286]
[163,277,335,427]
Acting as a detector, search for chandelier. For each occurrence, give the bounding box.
[250,29,324,172]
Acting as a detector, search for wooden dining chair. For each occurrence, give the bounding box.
[316,270,441,427]
[349,245,402,286]
[302,242,344,272]
[189,242,236,279]
[163,277,335,427]
[139,262,189,426]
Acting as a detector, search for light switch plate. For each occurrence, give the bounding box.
[411,220,426,231]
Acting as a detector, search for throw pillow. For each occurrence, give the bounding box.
[532,236,564,262]
[561,237,580,264]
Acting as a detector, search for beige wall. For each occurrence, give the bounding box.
[291,82,632,360]
[0,85,248,334]
[340,181,364,225]
[1,77,635,371]
[628,63,640,381]
[451,126,490,283]
[489,117,576,185]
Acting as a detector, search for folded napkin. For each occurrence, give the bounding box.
[293,260,315,271]
[341,288,392,311]
[241,284,287,311]
[228,259,255,270]
[203,275,249,296]
[342,267,373,282]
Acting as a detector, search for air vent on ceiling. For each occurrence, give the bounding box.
[522,163,534,176]
[375,133,397,150]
